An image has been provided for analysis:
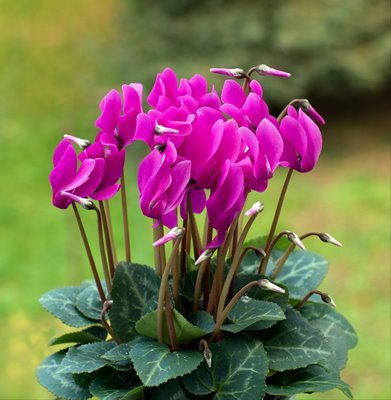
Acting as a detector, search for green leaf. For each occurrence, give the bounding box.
[272,250,329,298]
[135,309,207,345]
[49,326,107,346]
[103,341,137,362]
[181,270,200,301]
[39,286,96,327]
[151,379,190,400]
[129,337,203,386]
[110,262,160,342]
[299,302,358,349]
[187,311,215,334]
[311,319,349,372]
[76,282,107,320]
[266,364,353,399]
[221,298,285,333]
[58,341,115,374]
[260,307,332,371]
[183,337,268,400]
[36,350,92,400]
[89,370,143,400]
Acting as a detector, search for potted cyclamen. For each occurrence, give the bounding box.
[37,65,357,400]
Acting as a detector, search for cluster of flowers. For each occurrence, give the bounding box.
[49,66,324,250]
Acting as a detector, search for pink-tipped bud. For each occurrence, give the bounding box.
[60,191,94,209]
[318,233,343,247]
[258,279,286,294]
[245,201,264,216]
[64,134,91,150]
[153,227,184,247]
[321,293,336,308]
[155,125,179,135]
[287,231,306,250]
[254,64,291,78]
[300,100,326,125]
[195,248,215,265]
[210,67,247,79]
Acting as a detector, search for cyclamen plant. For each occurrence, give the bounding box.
[38,64,357,400]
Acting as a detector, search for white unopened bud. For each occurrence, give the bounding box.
[287,231,306,250]
[254,64,291,78]
[195,248,215,265]
[257,279,286,294]
[245,201,264,216]
[319,233,343,247]
[153,227,185,247]
[321,293,336,308]
[64,134,91,150]
[155,125,179,135]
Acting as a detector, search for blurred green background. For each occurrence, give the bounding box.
[0,0,389,399]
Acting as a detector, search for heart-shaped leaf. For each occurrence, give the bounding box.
[110,262,160,342]
[136,309,207,345]
[129,337,203,386]
[183,337,268,400]
[49,326,107,346]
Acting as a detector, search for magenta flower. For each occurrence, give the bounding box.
[49,139,104,209]
[280,106,323,172]
[95,84,147,149]
[137,141,191,228]
[220,79,269,129]
[209,67,246,79]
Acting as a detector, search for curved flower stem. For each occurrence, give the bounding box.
[101,300,119,343]
[188,203,202,260]
[271,232,317,279]
[207,217,239,315]
[153,224,162,276]
[92,205,112,292]
[259,168,293,275]
[99,201,115,278]
[216,213,259,320]
[71,203,106,304]
[172,243,179,308]
[180,217,188,278]
[209,280,261,343]
[156,223,166,273]
[120,172,131,262]
[157,236,183,344]
[294,289,336,309]
[164,289,178,351]
[104,200,118,267]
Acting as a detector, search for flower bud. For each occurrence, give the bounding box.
[321,293,336,308]
[245,201,264,216]
[64,134,91,150]
[254,64,291,78]
[210,67,247,79]
[257,279,286,294]
[195,248,215,265]
[155,125,179,135]
[318,233,343,247]
[287,231,306,250]
[299,100,325,125]
[153,227,185,247]
[60,191,95,209]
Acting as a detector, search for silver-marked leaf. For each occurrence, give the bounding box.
[89,371,143,400]
[183,337,268,400]
[221,298,285,333]
[151,379,190,400]
[266,364,353,399]
[135,309,207,345]
[58,341,115,374]
[272,250,328,298]
[187,311,215,334]
[261,307,332,371]
[76,282,107,320]
[129,337,203,386]
[110,262,160,342]
[49,326,107,346]
[299,302,358,349]
[39,286,96,327]
[312,319,349,372]
[36,351,92,400]
[103,341,137,362]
